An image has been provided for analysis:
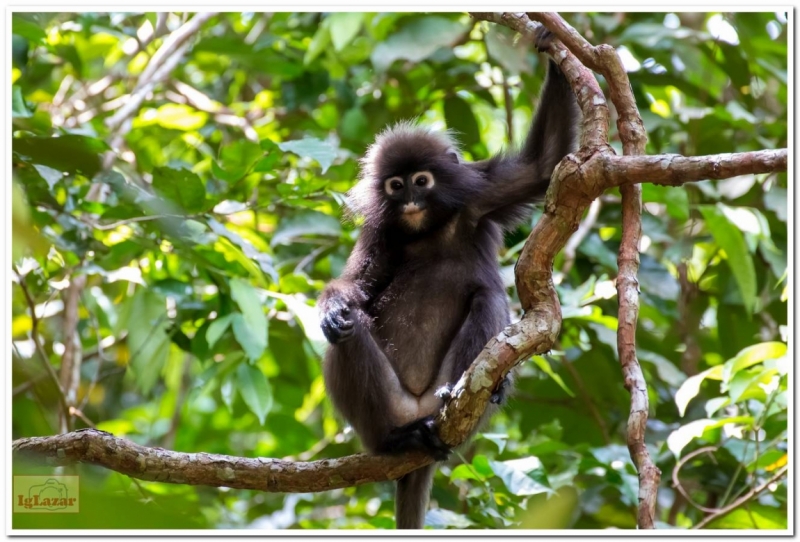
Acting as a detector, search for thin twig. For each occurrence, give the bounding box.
[13,269,72,432]
[692,466,788,530]
[671,445,721,514]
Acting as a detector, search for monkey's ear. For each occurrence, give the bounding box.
[445,149,460,164]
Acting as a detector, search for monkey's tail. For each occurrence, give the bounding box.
[395,464,436,529]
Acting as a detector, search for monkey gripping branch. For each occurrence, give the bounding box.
[12,12,787,530]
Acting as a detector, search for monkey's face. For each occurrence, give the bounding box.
[382,170,436,230]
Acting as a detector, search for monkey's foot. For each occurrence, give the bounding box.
[379,416,451,461]
[434,384,452,400]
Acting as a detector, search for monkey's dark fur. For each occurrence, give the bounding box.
[318,34,579,530]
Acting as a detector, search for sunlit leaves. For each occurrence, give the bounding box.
[277,137,338,174]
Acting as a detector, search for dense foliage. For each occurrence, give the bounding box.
[11,12,788,530]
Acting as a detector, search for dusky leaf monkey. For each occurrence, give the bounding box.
[318,28,579,529]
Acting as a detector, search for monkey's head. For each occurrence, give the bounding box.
[349,121,482,234]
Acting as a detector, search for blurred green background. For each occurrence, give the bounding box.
[11,12,787,530]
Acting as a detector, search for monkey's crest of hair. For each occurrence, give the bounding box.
[347,120,462,227]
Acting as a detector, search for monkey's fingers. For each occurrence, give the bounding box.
[533,26,554,52]
[320,309,356,344]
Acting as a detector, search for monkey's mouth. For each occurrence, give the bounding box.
[402,203,425,215]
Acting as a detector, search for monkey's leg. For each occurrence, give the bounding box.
[436,289,512,404]
[323,313,420,453]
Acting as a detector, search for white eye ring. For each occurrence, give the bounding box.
[384,176,404,194]
[412,171,434,188]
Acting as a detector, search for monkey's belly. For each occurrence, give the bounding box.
[372,273,468,397]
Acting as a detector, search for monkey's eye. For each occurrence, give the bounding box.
[412,171,434,188]
[384,177,404,194]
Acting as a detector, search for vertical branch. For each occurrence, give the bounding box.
[526,11,660,528]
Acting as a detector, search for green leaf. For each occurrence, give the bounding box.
[12,14,46,42]
[706,504,787,529]
[151,167,207,213]
[480,433,509,454]
[699,204,757,315]
[13,135,108,178]
[208,218,275,283]
[329,12,364,51]
[488,457,554,496]
[277,137,337,173]
[12,86,31,118]
[213,140,264,182]
[304,24,331,65]
[531,356,574,397]
[231,313,264,361]
[230,278,268,359]
[674,365,723,417]
[667,416,754,458]
[443,95,480,150]
[722,341,787,384]
[271,210,341,247]
[206,314,235,348]
[120,289,172,394]
[236,362,273,425]
[371,16,468,71]
[220,371,235,412]
[728,367,777,403]
[449,464,483,482]
[642,184,689,221]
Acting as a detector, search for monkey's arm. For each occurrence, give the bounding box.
[319,228,390,343]
[471,60,579,229]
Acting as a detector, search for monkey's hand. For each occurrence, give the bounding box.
[319,281,367,344]
[533,25,555,52]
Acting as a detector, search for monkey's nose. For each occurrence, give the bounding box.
[402,202,423,214]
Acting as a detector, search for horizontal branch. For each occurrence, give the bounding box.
[605,149,787,187]
[13,429,432,493]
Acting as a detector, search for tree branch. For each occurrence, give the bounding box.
[604,150,788,187]
[14,429,432,493]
